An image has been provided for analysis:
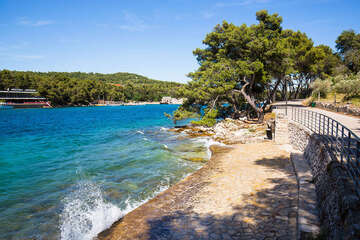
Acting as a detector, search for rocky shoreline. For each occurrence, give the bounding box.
[97,143,231,240]
[96,117,273,239]
[170,118,268,145]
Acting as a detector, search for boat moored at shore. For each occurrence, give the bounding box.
[0,89,51,109]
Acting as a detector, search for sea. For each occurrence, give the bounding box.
[0,105,212,240]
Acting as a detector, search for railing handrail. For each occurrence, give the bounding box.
[273,105,360,141]
[273,105,360,197]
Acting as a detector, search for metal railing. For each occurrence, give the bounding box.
[273,105,360,196]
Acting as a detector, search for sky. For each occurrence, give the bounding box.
[0,0,359,83]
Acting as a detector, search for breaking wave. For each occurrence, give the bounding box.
[59,182,122,240]
[195,137,226,158]
[59,180,172,240]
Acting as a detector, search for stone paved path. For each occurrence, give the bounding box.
[98,142,297,240]
[274,100,360,137]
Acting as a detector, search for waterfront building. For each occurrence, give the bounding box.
[0,89,51,109]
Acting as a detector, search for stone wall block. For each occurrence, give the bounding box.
[315,102,360,116]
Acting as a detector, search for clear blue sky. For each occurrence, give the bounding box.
[0,0,359,83]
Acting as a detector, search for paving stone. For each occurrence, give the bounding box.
[98,143,299,240]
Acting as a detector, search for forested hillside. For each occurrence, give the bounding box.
[36,72,172,85]
[0,70,183,106]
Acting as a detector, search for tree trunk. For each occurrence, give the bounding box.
[258,111,264,123]
[211,95,219,110]
[270,78,282,103]
[230,93,241,119]
[235,80,264,123]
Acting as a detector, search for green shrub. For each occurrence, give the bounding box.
[165,107,200,123]
[310,78,332,98]
[191,109,218,127]
[334,73,360,99]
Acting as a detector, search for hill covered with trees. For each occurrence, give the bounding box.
[0,70,183,106]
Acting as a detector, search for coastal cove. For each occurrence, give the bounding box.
[0,105,212,240]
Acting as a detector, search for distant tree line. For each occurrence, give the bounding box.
[170,10,359,124]
[0,71,182,106]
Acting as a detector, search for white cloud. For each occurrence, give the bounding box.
[174,14,189,21]
[18,18,54,27]
[118,11,151,32]
[94,12,156,31]
[201,11,215,19]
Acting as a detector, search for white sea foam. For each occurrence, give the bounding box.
[160,127,169,131]
[59,181,172,240]
[195,137,226,158]
[136,130,144,135]
[60,181,122,240]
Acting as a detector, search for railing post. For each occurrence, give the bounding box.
[311,111,313,131]
[348,131,351,160]
[332,119,334,151]
[302,109,304,125]
[357,140,360,164]
[341,127,344,163]
[297,108,299,123]
[336,122,339,155]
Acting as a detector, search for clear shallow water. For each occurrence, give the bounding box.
[0,105,209,240]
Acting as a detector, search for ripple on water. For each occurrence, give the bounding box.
[0,105,208,240]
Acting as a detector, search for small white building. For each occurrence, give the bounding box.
[160,96,184,104]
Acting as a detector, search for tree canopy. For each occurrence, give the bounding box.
[172,10,340,124]
[336,30,360,74]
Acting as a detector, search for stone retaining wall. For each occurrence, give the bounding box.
[288,122,360,240]
[315,102,360,116]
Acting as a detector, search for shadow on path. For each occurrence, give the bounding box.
[145,156,298,240]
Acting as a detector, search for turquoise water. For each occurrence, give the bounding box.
[0,105,209,240]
